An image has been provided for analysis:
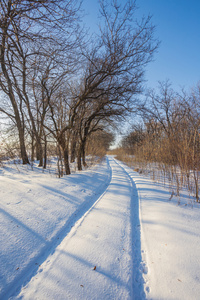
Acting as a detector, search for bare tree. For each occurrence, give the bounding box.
[0,0,158,171]
[122,82,200,202]
[0,0,82,164]
[69,0,158,169]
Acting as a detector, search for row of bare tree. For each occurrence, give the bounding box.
[121,81,200,202]
[0,0,157,174]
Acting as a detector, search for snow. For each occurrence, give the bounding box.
[118,161,200,300]
[0,158,110,299]
[0,156,200,299]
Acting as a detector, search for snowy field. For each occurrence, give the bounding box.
[0,156,199,299]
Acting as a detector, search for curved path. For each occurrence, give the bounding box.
[16,157,145,300]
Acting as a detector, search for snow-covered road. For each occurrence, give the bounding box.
[16,157,144,300]
[1,156,200,300]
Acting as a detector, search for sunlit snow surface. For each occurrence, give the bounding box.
[0,157,199,299]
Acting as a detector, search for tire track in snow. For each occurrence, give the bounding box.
[12,156,146,299]
[16,156,133,299]
[3,158,112,300]
[113,158,147,299]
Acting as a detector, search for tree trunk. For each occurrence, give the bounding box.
[36,142,40,161]
[36,141,43,166]
[70,139,77,163]
[31,131,35,162]
[57,145,63,178]
[70,130,78,163]
[38,141,43,167]
[43,134,47,169]
[77,143,83,171]
[63,147,71,175]
[58,136,71,175]
[82,139,87,167]
[19,125,29,164]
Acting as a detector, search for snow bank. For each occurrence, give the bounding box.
[0,158,110,299]
[119,161,200,300]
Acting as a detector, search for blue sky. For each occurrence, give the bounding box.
[82,0,200,92]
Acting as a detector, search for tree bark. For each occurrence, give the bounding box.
[31,131,35,162]
[43,134,47,169]
[58,135,71,175]
[70,133,77,163]
[77,144,82,171]
[36,139,43,167]
[81,139,87,167]
[63,147,71,175]
[18,124,29,164]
